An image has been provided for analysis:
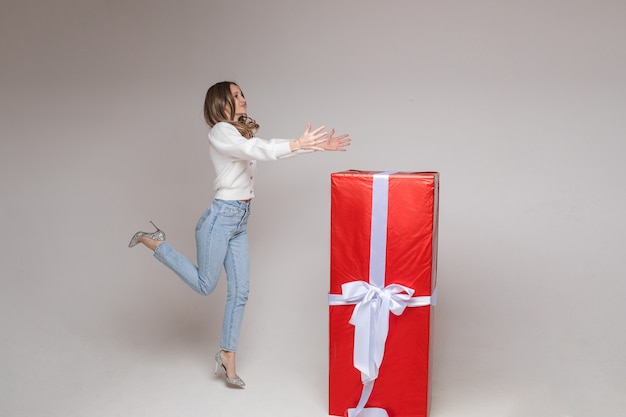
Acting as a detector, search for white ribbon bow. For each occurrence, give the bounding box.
[340,281,432,382]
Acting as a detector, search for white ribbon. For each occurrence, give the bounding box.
[329,171,436,417]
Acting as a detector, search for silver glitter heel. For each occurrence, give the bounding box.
[214,351,246,388]
[128,221,166,248]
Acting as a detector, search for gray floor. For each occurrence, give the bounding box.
[3,255,624,417]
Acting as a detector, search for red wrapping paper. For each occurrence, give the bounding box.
[329,170,439,417]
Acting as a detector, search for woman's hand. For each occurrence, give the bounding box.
[318,129,351,152]
[290,123,352,152]
[290,123,328,151]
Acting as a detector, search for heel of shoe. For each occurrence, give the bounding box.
[149,220,161,232]
[148,220,166,241]
[214,352,220,375]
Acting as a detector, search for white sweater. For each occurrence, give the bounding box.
[208,122,307,200]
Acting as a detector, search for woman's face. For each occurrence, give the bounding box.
[229,84,247,120]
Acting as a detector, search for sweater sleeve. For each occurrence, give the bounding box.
[209,122,294,161]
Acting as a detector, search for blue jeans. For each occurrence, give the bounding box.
[153,199,251,352]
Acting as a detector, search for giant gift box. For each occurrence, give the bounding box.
[329,170,439,417]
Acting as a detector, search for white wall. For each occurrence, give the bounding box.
[1,1,624,416]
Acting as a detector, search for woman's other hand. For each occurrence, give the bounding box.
[319,129,351,152]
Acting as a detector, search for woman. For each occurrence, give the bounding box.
[128,81,350,388]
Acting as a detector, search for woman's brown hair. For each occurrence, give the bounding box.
[203,81,259,139]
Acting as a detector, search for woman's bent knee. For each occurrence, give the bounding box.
[197,279,218,296]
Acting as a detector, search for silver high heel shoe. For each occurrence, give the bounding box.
[128,221,166,248]
[215,351,246,388]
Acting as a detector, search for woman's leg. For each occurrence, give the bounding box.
[152,203,228,295]
[218,202,251,380]
[220,228,250,352]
